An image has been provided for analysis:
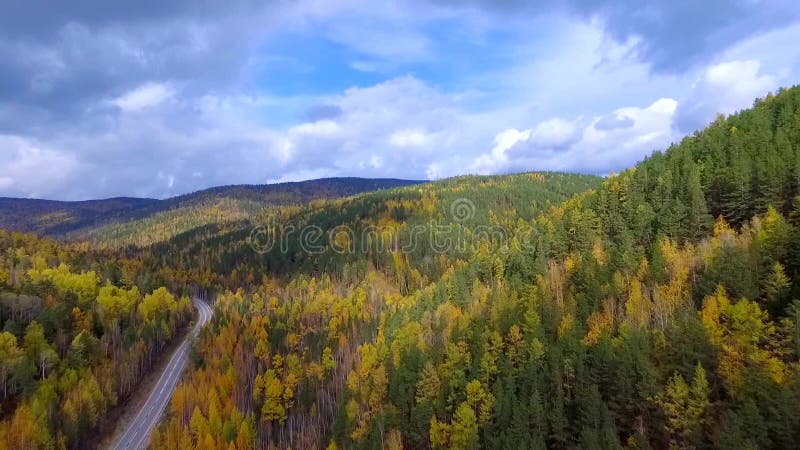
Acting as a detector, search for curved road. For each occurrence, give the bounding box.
[111,297,213,450]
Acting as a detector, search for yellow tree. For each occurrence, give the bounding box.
[0,332,22,399]
[261,370,287,424]
[347,343,388,442]
[655,364,711,449]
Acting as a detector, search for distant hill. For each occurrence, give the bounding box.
[0,178,423,242]
[0,197,159,236]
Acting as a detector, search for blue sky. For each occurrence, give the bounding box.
[1,0,799,199]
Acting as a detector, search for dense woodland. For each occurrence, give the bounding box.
[75,178,423,250]
[0,178,420,245]
[147,86,800,450]
[0,232,192,449]
[71,198,266,249]
[140,172,601,288]
[2,86,800,450]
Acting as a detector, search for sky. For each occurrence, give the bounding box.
[1,0,800,200]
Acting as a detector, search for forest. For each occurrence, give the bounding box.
[0,231,193,448]
[2,86,800,450]
[147,86,800,449]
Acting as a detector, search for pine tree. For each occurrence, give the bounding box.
[684,159,712,241]
[763,262,790,314]
[655,364,711,449]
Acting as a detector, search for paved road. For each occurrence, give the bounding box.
[111,296,213,450]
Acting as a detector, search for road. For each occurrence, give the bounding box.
[111,296,213,450]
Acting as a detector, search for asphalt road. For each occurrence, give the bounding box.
[111,296,213,450]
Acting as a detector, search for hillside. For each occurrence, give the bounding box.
[0,178,423,246]
[143,171,602,284]
[144,86,800,450]
[0,197,158,236]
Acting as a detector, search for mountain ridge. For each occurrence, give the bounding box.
[0,177,425,237]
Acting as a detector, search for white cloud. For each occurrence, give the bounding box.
[0,135,82,198]
[675,60,779,131]
[46,74,472,198]
[455,96,678,177]
[468,128,530,174]
[527,118,581,151]
[389,129,431,148]
[482,20,680,118]
[278,76,471,176]
[113,82,175,111]
[289,120,341,136]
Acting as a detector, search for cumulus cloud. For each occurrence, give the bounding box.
[594,114,635,131]
[463,128,530,176]
[3,74,470,199]
[469,118,583,173]
[280,76,470,178]
[525,118,581,151]
[0,135,82,198]
[460,97,678,177]
[675,60,780,132]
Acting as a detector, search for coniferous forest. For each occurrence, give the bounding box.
[2,87,800,450]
